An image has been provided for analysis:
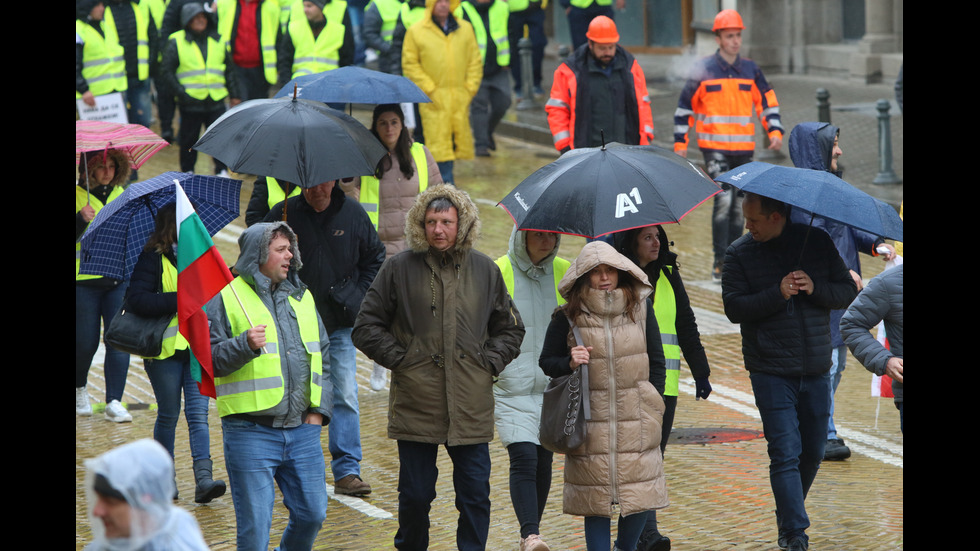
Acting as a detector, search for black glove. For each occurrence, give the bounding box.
[694,377,712,400]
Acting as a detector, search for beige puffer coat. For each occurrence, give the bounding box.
[557,241,668,518]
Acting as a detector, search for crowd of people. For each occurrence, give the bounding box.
[77,3,902,551]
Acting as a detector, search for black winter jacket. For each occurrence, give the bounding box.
[722,223,857,376]
[265,186,385,332]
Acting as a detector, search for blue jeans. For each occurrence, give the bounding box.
[584,512,648,551]
[75,282,130,402]
[126,78,153,128]
[436,161,454,185]
[827,345,847,439]
[222,417,327,551]
[144,353,212,463]
[395,440,491,551]
[750,371,831,541]
[327,328,362,479]
[348,4,367,66]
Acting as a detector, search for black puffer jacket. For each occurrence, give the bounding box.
[722,223,857,376]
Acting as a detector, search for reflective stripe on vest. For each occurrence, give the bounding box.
[217,0,280,84]
[456,1,509,66]
[266,177,301,209]
[215,277,323,417]
[104,1,151,81]
[358,142,428,229]
[149,256,189,360]
[174,31,229,101]
[289,0,347,78]
[495,255,570,306]
[76,20,128,97]
[653,266,681,396]
[372,0,402,42]
[76,185,125,280]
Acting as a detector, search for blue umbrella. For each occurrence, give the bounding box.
[78,172,242,281]
[715,161,903,242]
[275,66,431,104]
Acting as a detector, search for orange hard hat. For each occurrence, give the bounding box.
[712,9,744,32]
[586,15,619,44]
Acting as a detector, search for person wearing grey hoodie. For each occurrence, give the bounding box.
[206,221,333,551]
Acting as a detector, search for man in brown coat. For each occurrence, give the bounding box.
[352,183,525,551]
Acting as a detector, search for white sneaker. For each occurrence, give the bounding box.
[105,400,133,423]
[370,363,388,391]
[76,387,92,416]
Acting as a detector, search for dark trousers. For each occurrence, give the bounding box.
[177,106,227,174]
[395,440,491,551]
[506,442,553,538]
[508,8,546,90]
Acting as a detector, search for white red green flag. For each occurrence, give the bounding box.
[176,181,233,398]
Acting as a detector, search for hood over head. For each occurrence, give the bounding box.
[79,148,132,189]
[508,226,561,273]
[405,183,481,253]
[234,221,304,289]
[789,122,839,173]
[558,240,651,300]
[180,2,216,31]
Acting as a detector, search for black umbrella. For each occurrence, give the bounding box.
[498,143,722,238]
[192,97,387,188]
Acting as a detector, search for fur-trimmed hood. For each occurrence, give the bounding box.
[78,148,132,190]
[405,183,481,253]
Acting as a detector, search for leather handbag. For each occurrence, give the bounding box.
[539,316,591,454]
[103,255,172,358]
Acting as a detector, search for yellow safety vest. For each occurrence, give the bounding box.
[266,177,301,209]
[398,2,425,29]
[217,0,280,84]
[456,0,509,67]
[570,0,611,7]
[495,255,570,306]
[216,277,323,417]
[76,19,128,98]
[370,0,403,42]
[174,30,230,101]
[104,1,152,81]
[149,256,190,360]
[358,142,428,229]
[288,0,347,78]
[76,185,125,281]
[652,266,681,397]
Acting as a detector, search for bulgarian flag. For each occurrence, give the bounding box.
[176,182,234,398]
[870,321,894,399]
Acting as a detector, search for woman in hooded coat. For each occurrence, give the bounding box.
[539,241,668,551]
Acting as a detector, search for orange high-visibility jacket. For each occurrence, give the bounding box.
[546,45,653,152]
[673,52,782,156]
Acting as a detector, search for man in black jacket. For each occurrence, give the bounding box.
[265,180,386,498]
[722,192,857,551]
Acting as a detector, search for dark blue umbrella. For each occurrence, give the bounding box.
[715,161,903,241]
[78,172,242,281]
[275,66,431,104]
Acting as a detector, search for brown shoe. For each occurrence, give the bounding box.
[520,534,550,551]
[334,474,372,496]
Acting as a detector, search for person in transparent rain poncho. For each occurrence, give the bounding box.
[84,439,210,551]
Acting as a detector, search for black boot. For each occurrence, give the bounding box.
[193,458,227,504]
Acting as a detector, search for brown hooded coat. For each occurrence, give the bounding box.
[351,184,525,445]
[553,241,669,517]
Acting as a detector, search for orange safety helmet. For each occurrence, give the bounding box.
[586,15,620,44]
[712,9,744,32]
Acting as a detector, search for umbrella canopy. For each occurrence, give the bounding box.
[714,161,903,241]
[76,120,169,170]
[78,172,242,281]
[192,97,386,188]
[275,66,431,104]
[498,143,722,238]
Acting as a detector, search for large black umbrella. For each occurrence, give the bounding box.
[714,161,903,241]
[192,97,387,188]
[498,143,722,238]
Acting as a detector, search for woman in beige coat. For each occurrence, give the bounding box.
[539,241,668,551]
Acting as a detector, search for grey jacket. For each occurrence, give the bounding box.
[840,264,903,403]
[207,222,333,428]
